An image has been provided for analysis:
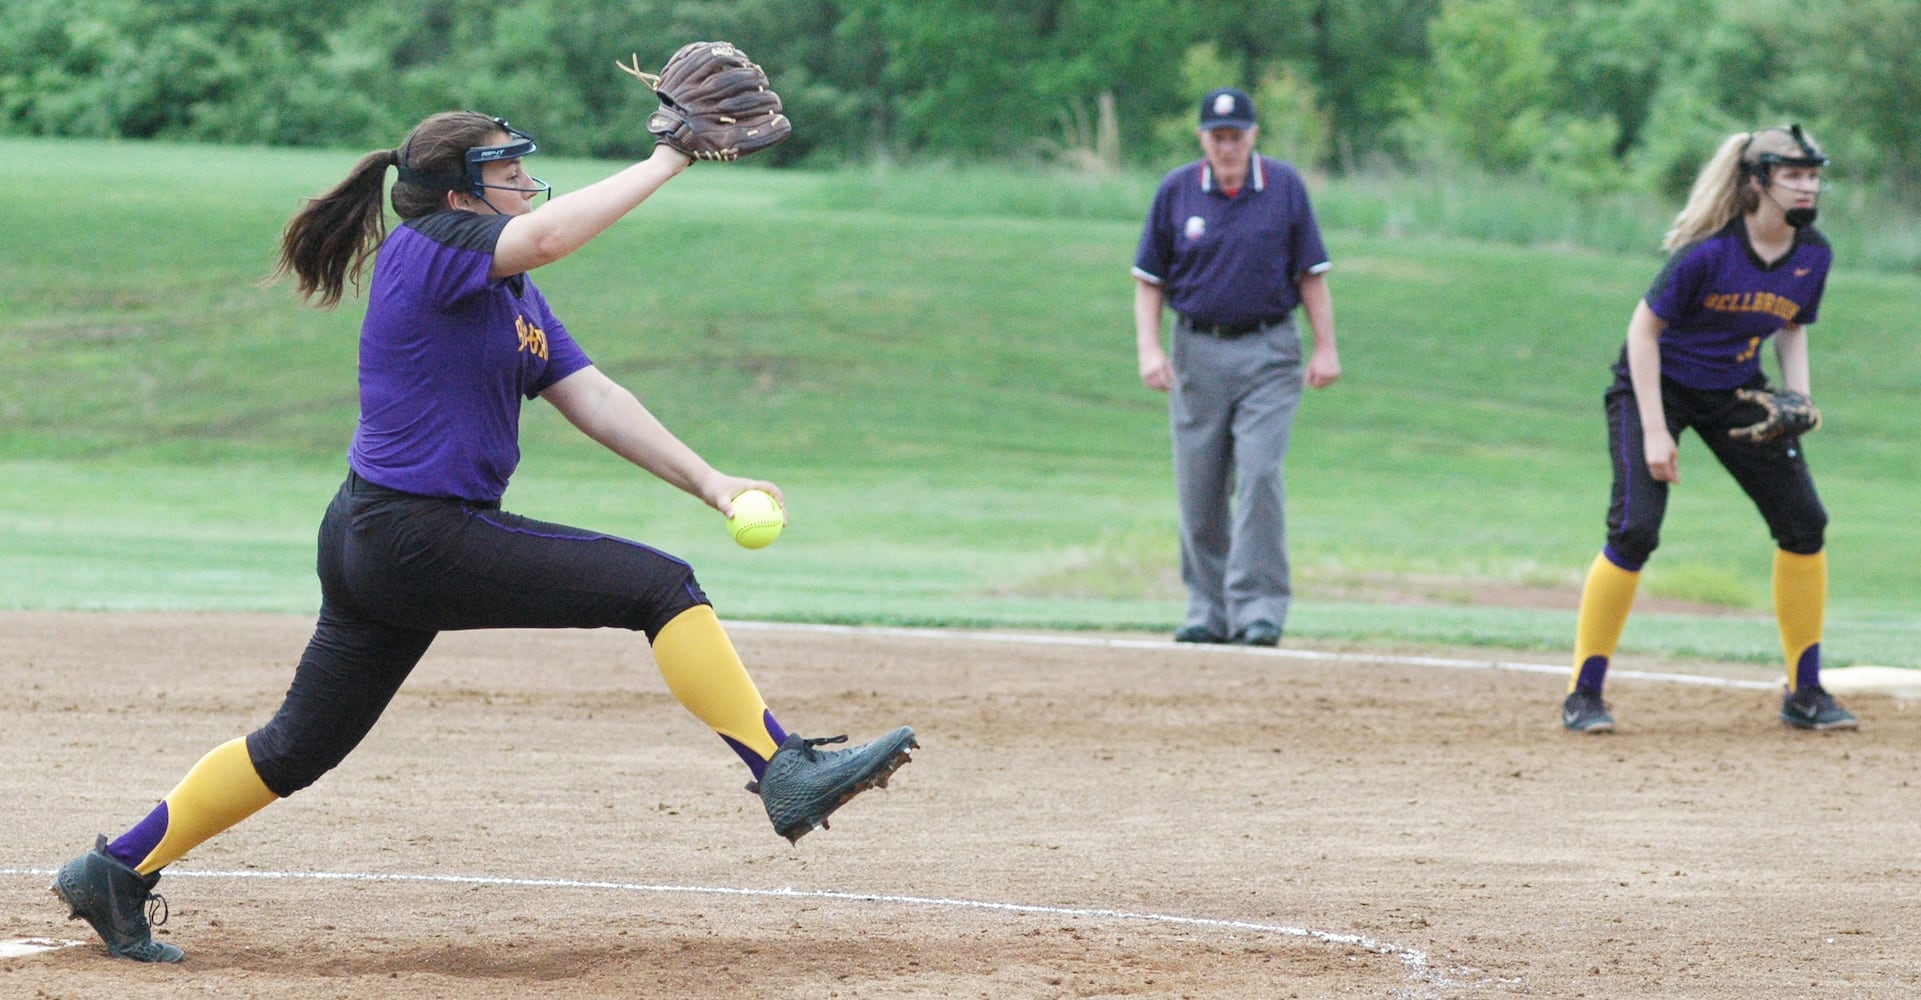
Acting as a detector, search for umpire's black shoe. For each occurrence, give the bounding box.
[1561,689,1615,733]
[50,835,184,962]
[1234,622,1282,647]
[751,728,917,844]
[1779,685,1859,731]
[1174,625,1227,644]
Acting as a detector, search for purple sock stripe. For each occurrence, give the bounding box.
[1576,655,1609,694]
[723,712,790,779]
[108,801,170,868]
[1795,643,1821,691]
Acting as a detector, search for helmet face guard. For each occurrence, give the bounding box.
[465,119,550,200]
[399,117,552,206]
[1742,123,1829,228]
[1743,123,1830,182]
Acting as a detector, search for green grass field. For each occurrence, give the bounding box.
[4,137,1917,667]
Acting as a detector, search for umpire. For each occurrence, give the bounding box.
[1132,87,1341,646]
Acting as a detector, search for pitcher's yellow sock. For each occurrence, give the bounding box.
[653,605,785,772]
[129,737,278,874]
[1570,552,1640,693]
[1774,549,1827,692]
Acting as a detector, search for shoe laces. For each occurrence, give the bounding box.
[144,890,169,929]
[744,735,852,795]
[792,735,849,759]
[1799,685,1836,711]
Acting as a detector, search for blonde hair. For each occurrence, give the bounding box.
[1661,126,1827,252]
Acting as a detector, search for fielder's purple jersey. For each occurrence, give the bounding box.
[1132,154,1331,326]
[1633,218,1831,391]
[349,211,592,502]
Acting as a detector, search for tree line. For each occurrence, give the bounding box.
[4,0,1918,202]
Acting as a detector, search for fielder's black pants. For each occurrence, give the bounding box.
[1603,373,1826,570]
[245,472,709,796]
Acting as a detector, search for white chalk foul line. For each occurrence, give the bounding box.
[728,620,1783,691]
[2,866,1449,989]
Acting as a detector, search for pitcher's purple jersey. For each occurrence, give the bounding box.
[349,211,592,502]
[1630,218,1830,391]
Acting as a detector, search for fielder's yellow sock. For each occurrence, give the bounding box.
[1774,549,1827,692]
[1570,552,1640,693]
[652,604,785,772]
[130,737,279,874]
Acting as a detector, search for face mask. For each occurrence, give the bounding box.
[1784,206,1818,229]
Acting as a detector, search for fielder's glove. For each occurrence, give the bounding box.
[616,42,791,162]
[1729,386,1822,443]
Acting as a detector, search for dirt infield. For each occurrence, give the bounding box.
[3,611,1917,999]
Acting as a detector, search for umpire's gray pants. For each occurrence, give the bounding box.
[1168,317,1305,636]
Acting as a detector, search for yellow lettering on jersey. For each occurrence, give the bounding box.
[1734,336,1762,364]
[516,314,549,360]
[1703,292,1800,322]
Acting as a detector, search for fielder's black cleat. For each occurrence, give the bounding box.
[1779,684,1858,731]
[1560,689,1615,733]
[50,835,184,962]
[751,727,917,844]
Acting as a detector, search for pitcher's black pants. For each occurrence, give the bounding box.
[246,472,708,796]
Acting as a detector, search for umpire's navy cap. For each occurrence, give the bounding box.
[1199,88,1256,130]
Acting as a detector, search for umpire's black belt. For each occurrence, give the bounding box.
[1178,313,1290,338]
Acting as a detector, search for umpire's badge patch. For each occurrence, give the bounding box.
[1184,215,1206,241]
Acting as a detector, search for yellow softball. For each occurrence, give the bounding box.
[725,488,785,549]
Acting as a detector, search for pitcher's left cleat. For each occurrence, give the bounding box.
[749,727,917,844]
[1779,685,1858,731]
[51,835,185,962]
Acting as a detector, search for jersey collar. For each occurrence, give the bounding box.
[1200,154,1265,195]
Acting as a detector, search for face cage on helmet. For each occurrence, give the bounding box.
[397,117,552,207]
[1743,123,1832,190]
[467,118,552,204]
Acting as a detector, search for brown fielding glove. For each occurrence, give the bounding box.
[1729,387,1822,443]
[616,42,791,162]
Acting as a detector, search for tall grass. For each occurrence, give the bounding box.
[803,158,1921,273]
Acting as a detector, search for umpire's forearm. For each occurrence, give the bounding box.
[1298,271,1335,351]
[1133,279,1166,352]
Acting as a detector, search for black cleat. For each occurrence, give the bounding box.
[50,835,184,962]
[750,727,917,844]
[1233,621,1282,647]
[1779,685,1858,731]
[1561,689,1615,733]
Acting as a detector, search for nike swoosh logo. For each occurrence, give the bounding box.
[1795,268,1811,277]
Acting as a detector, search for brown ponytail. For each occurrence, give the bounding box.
[270,111,506,309]
[269,148,395,309]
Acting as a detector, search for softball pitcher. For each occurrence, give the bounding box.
[1561,124,1856,734]
[51,77,915,963]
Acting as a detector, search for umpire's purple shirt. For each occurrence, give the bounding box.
[1132,154,1331,328]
